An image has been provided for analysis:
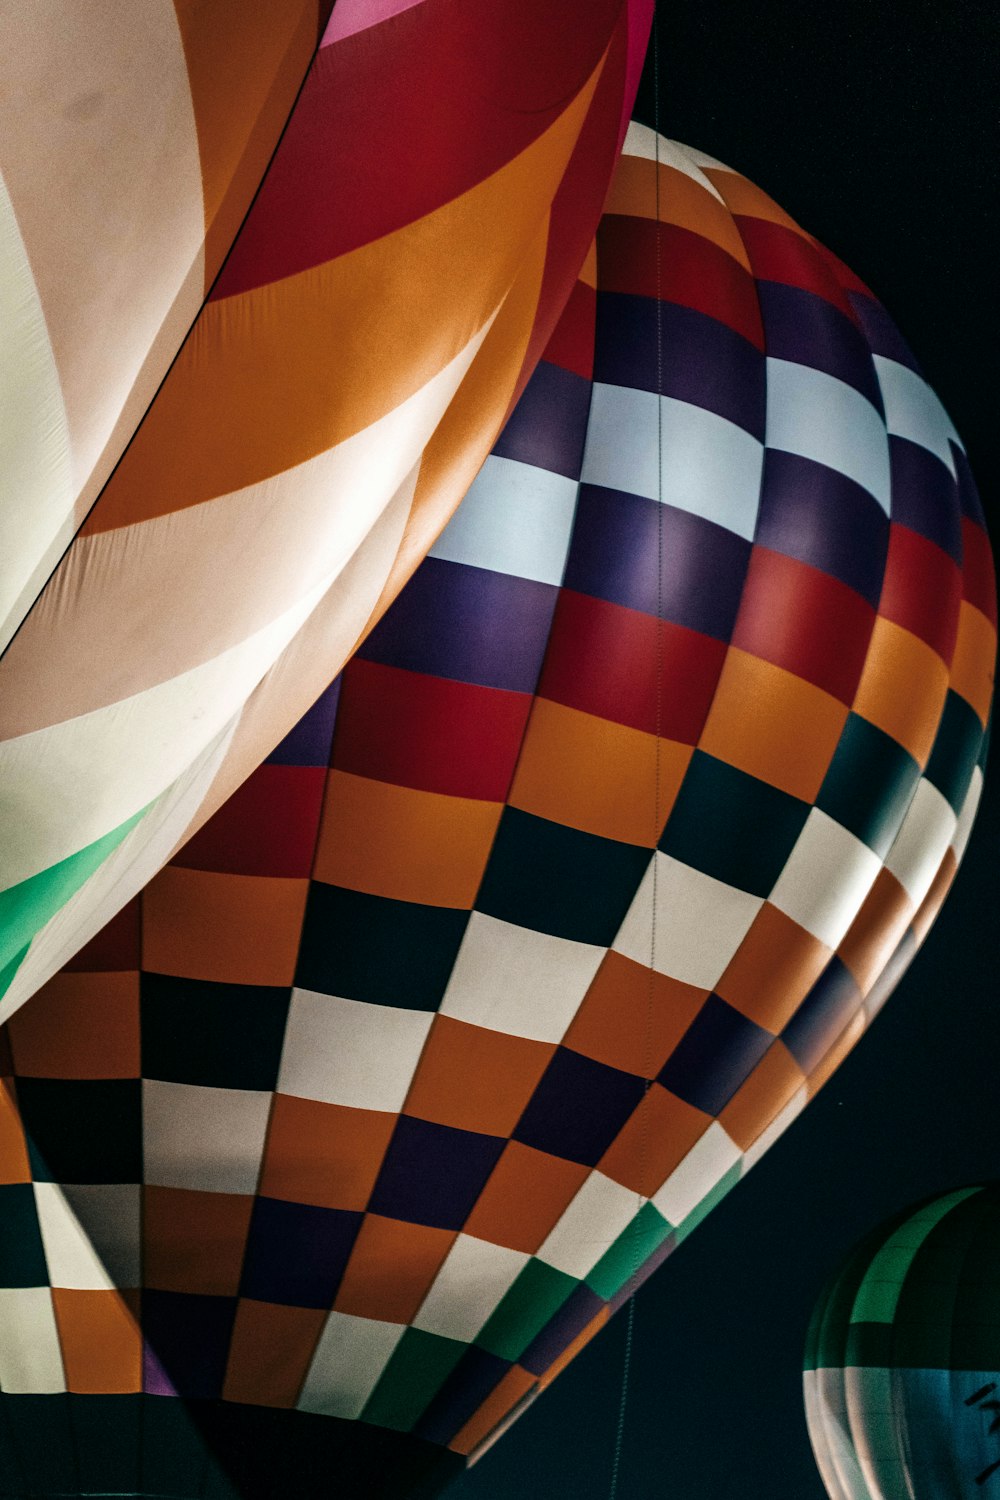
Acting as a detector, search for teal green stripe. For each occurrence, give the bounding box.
[360,1327,466,1433]
[0,806,149,975]
[851,1188,979,1326]
[586,1202,672,1300]
[477,1259,577,1362]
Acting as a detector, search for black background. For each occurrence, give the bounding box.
[456,2,998,1495]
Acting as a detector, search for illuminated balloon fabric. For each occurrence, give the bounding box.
[0,0,334,652]
[0,0,653,1021]
[805,1186,1000,1500]
[0,125,994,1497]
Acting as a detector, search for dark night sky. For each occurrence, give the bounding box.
[456,3,999,1496]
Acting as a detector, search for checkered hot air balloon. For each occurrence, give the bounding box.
[0,0,652,1020]
[805,1185,1000,1499]
[0,126,993,1497]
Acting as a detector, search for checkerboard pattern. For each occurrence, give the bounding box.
[804,1185,1000,1497]
[0,126,993,1495]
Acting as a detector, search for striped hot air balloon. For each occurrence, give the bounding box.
[0,127,993,1497]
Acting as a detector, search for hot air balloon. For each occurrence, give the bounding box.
[0,126,993,1497]
[805,1185,1000,1499]
[0,0,652,1019]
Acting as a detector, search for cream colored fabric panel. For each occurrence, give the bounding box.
[0,170,72,652]
[0,0,205,514]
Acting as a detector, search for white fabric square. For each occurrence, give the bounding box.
[874,354,962,477]
[766,358,891,513]
[883,777,958,907]
[581,384,763,540]
[277,989,433,1112]
[298,1311,405,1419]
[0,1288,64,1392]
[614,853,763,990]
[34,1183,140,1290]
[429,454,578,585]
[413,1234,529,1343]
[652,1123,742,1226]
[621,123,726,199]
[769,808,882,948]
[440,912,604,1044]
[537,1171,641,1280]
[142,1079,271,1194]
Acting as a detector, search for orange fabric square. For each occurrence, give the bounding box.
[852,616,949,766]
[449,1366,539,1457]
[910,849,958,949]
[716,903,832,1032]
[509,699,689,846]
[7,971,139,1079]
[260,1096,396,1212]
[222,1299,326,1408]
[699,648,847,802]
[562,951,708,1078]
[599,1084,711,1196]
[463,1142,588,1255]
[836,867,914,995]
[603,156,753,271]
[334,1214,454,1324]
[807,1011,866,1097]
[0,1081,30,1184]
[404,1017,554,1136]
[719,1041,806,1152]
[51,1289,141,1393]
[143,1187,254,1296]
[142,867,308,985]
[949,600,995,727]
[313,771,501,908]
[702,167,807,236]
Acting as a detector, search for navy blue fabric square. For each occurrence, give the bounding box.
[817,712,922,857]
[658,995,772,1116]
[848,292,921,374]
[0,1183,48,1287]
[16,1079,142,1184]
[889,436,961,561]
[359,558,558,694]
[755,450,890,609]
[513,1048,645,1166]
[659,752,810,898]
[295,883,469,1011]
[142,1290,237,1401]
[476,807,648,947]
[925,690,985,814]
[520,1282,605,1376]
[265,678,340,767]
[781,956,863,1073]
[369,1116,505,1231]
[492,359,592,479]
[141,975,290,1092]
[757,281,884,414]
[955,446,988,528]
[239,1198,362,1308]
[563,485,751,642]
[414,1347,512,1447]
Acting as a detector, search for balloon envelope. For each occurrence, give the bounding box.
[0,127,993,1497]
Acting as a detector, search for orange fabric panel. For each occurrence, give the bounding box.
[509,699,689,846]
[837,867,914,995]
[852,616,950,767]
[6,971,139,1079]
[699,647,848,803]
[716,902,833,1032]
[562,951,708,1078]
[259,1097,396,1213]
[0,1081,31,1184]
[603,156,754,271]
[222,1299,326,1407]
[462,1143,588,1255]
[704,168,811,239]
[949,601,996,726]
[719,1042,806,1152]
[599,1085,710,1196]
[404,1016,555,1137]
[334,1215,455,1324]
[313,772,502,909]
[142,866,308,985]
[51,1289,142,1394]
[143,1186,254,1296]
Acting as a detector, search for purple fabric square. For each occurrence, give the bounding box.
[513,1048,645,1166]
[955,446,988,527]
[266,678,341,767]
[493,359,592,480]
[141,1291,236,1401]
[849,291,922,374]
[757,281,884,414]
[658,995,772,1116]
[889,436,962,560]
[369,1116,506,1231]
[358,557,559,693]
[239,1198,362,1308]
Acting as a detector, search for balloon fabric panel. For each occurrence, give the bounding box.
[0,127,993,1497]
[0,0,652,1021]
